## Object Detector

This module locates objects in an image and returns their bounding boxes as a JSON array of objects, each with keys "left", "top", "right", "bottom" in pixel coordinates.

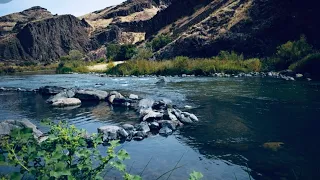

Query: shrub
[
  {"left": 289, "top": 53, "right": 320, "bottom": 77},
  {"left": 150, "top": 34, "right": 172, "bottom": 51},
  {"left": 216, "top": 51, "right": 244, "bottom": 61},
  {"left": 132, "top": 48, "right": 153, "bottom": 60},
  {"left": 107, "top": 44, "right": 137, "bottom": 61},
  {"left": 68, "top": 50, "right": 84, "bottom": 61},
  {"left": 276, "top": 35, "right": 313, "bottom": 66}
]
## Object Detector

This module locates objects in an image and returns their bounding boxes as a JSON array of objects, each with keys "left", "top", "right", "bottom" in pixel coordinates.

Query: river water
[{"left": 0, "top": 74, "right": 320, "bottom": 180}]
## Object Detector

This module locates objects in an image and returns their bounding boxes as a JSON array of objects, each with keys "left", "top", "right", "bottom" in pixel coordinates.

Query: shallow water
[{"left": 1, "top": 74, "right": 320, "bottom": 180}]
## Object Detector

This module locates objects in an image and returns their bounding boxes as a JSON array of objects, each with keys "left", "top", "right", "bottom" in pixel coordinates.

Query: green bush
[
  {"left": 106, "top": 44, "right": 137, "bottom": 61},
  {"left": 216, "top": 51, "right": 244, "bottom": 61},
  {"left": 68, "top": 50, "right": 84, "bottom": 61},
  {"left": 289, "top": 53, "right": 320, "bottom": 77},
  {"left": 276, "top": 35, "right": 313, "bottom": 67},
  {"left": 106, "top": 55, "right": 261, "bottom": 76},
  {"left": 132, "top": 48, "right": 153, "bottom": 60},
  {"left": 150, "top": 35, "right": 172, "bottom": 51}
]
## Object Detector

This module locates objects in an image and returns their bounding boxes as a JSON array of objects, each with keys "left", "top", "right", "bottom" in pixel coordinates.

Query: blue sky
[{"left": 0, "top": 0, "right": 125, "bottom": 17}]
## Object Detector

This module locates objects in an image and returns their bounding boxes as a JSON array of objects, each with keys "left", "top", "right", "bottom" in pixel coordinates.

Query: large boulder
[
  {"left": 52, "top": 98, "right": 81, "bottom": 107},
  {"left": 135, "top": 122, "right": 150, "bottom": 133},
  {"left": 138, "top": 99, "right": 155, "bottom": 110},
  {"left": 141, "top": 109, "right": 163, "bottom": 121},
  {"left": 159, "top": 127, "right": 173, "bottom": 136},
  {"left": 158, "top": 120, "right": 179, "bottom": 130},
  {"left": 75, "top": 89, "right": 109, "bottom": 101},
  {"left": 98, "top": 125, "right": 128, "bottom": 141},
  {"left": 107, "top": 91, "right": 124, "bottom": 104},
  {"left": 39, "top": 86, "right": 66, "bottom": 95},
  {"left": 0, "top": 119, "right": 45, "bottom": 142},
  {"left": 46, "top": 89, "right": 76, "bottom": 104}
]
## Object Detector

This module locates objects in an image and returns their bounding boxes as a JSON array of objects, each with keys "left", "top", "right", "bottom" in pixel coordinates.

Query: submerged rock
[
  {"left": 159, "top": 126, "right": 173, "bottom": 136},
  {"left": 39, "top": 86, "right": 66, "bottom": 95},
  {"left": 75, "top": 89, "right": 109, "bottom": 101},
  {"left": 263, "top": 142, "right": 284, "bottom": 151}
]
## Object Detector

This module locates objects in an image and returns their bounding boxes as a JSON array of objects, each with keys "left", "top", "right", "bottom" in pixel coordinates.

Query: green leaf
[
  {"left": 0, "top": 154, "right": 5, "bottom": 162},
  {"left": 50, "top": 170, "right": 71, "bottom": 178},
  {"left": 95, "top": 175, "right": 104, "bottom": 180},
  {"left": 189, "top": 171, "right": 203, "bottom": 180},
  {"left": 124, "top": 173, "right": 142, "bottom": 180},
  {"left": 10, "top": 172, "right": 21, "bottom": 180},
  {"left": 111, "top": 161, "right": 126, "bottom": 172},
  {"left": 117, "top": 149, "right": 130, "bottom": 161}
]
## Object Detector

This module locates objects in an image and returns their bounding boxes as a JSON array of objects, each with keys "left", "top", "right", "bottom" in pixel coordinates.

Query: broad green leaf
[
  {"left": 189, "top": 171, "right": 203, "bottom": 180},
  {"left": 124, "top": 173, "right": 142, "bottom": 180},
  {"left": 117, "top": 149, "right": 130, "bottom": 161},
  {"left": 50, "top": 169, "right": 71, "bottom": 178}
]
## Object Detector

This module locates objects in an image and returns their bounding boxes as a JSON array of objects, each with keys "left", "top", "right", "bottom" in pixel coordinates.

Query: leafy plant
[
  {"left": 276, "top": 35, "right": 313, "bottom": 67},
  {"left": 107, "top": 44, "right": 137, "bottom": 61},
  {"left": 0, "top": 122, "right": 140, "bottom": 180}
]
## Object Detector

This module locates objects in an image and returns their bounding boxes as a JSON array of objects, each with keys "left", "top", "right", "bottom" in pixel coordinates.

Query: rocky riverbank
[{"left": 0, "top": 85, "right": 199, "bottom": 143}]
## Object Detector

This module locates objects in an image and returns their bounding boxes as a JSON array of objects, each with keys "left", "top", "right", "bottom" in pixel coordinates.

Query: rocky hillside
[{"left": 0, "top": 0, "right": 319, "bottom": 62}]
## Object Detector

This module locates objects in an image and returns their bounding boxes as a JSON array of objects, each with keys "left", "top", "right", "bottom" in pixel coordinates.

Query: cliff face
[
  {"left": 0, "top": 14, "right": 91, "bottom": 62},
  {"left": 0, "top": 0, "right": 319, "bottom": 62},
  {"left": 0, "top": 6, "right": 53, "bottom": 37},
  {"left": 153, "top": 0, "right": 320, "bottom": 58}
]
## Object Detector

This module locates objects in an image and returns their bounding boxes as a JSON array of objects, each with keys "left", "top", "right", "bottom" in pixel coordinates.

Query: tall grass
[
  {"left": 106, "top": 56, "right": 261, "bottom": 76},
  {"left": 0, "top": 62, "right": 58, "bottom": 74}
]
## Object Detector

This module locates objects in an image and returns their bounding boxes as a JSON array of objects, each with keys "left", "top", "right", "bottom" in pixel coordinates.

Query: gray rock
[
  {"left": 138, "top": 99, "right": 155, "bottom": 110},
  {"left": 108, "top": 91, "right": 124, "bottom": 104},
  {"left": 159, "top": 127, "right": 173, "bottom": 136},
  {"left": 122, "top": 124, "right": 134, "bottom": 131},
  {"left": 118, "top": 128, "right": 129, "bottom": 138},
  {"left": 0, "top": 119, "right": 44, "bottom": 141},
  {"left": 167, "top": 109, "right": 178, "bottom": 121},
  {"left": 296, "top": 74, "right": 303, "bottom": 78},
  {"left": 52, "top": 98, "right": 81, "bottom": 107},
  {"left": 133, "top": 131, "right": 147, "bottom": 140},
  {"left": 149, "top": 122, "right": 160, "bottom": 130},
  {"left": 158, "top": 120, "right": 178, "bottom": 130},
  {"left": 75, "top": 89, "right": 109, "bottom": 101},
  {"left": 307, "top": 78, "right": 312, "bottom": 81},
  {"left": 142, "top": 110, "right": 163, "bottom": 121},
  {"left": 129, "top": 94, "right": 139, "bottom": 100},
  {"left": 98, "top": 125, "right": 127, "bottom": 141},
  {"left": 39, "top": 86, "right": 66, "bottom": 95},
  {"left": 47, "top": 89, "right": 76, "bottom": 104},
  {"left": 135, "top": 122, "right": 150, "bottom": 133},
  {"left": 183, "top": 112, "right": 199, "bottom": 122},
  {"left": 156, "top": 76, "right": 167, "bottom": 85}
]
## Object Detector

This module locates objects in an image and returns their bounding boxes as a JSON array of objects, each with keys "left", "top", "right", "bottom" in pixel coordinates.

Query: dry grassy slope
[{"left": 156, "top": 0, "right": 320, "bottom": 59}]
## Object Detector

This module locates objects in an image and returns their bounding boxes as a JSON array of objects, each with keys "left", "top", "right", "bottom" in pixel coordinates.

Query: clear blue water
[{"left": 1, "top": 74, "right": 320, "bottom": 180}]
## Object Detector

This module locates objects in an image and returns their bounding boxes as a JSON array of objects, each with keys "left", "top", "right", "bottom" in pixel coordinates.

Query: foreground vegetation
[
  {"left": 0, "top": 122, "right": 203, "bottom": 180},
  {"left": 106, "top": 54, "right": 261, "bottom": 76}
]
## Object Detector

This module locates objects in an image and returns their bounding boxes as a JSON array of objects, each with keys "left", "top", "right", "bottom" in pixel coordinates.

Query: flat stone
[
  {"left": 75, "top": 89, "right": 109, "bottom": 101},
  {"left": 135, "top": 122, "right": 150, "bottom": 133},
  {"left": 39, "top": 86, "right": 66, "bottom": 95},
  {"left": 52, "top": 98, "right": 81, "bottom": 107},
  {"left": 129, "top": 94, "right": 139, "bottom": 100}
]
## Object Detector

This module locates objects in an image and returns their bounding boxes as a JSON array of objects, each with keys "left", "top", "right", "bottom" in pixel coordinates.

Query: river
[{"left": 1, "top": 74, "right": 320, "bottom": 180}]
